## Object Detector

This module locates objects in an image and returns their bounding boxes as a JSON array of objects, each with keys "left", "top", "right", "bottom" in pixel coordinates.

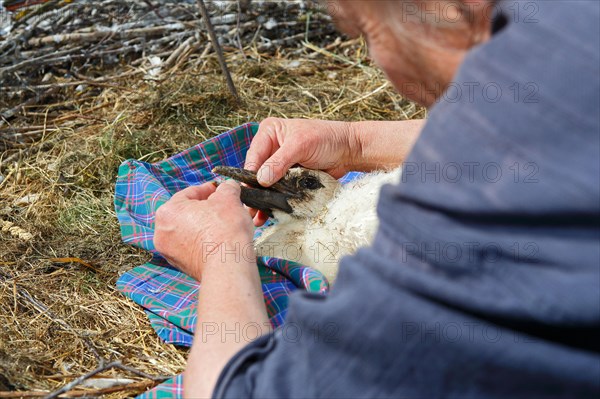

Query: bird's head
[{"left": 213, "top": 166, "right": 341, "bottom": 220}]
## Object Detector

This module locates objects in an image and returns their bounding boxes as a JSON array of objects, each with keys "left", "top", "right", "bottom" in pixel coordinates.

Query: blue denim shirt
[{"left": 213, "top": 1, "right": 600, "bottom": 397}]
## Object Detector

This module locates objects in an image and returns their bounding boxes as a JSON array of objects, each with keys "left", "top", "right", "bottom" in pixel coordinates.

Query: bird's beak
[{"left": 212, "top": 166, "right": 299, "bottom": 217}]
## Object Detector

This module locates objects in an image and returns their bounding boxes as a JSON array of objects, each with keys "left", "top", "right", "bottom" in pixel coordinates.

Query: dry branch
[
  {"left": 0, "top": 0, "right": 337, "bottom": 136},
  {"left": 196, "top": 0, "right": 239, "bottom": 102},
  {"left": 42, "top": 361, "right": 169, "bottom": 399},
  {"left": 0, "top": 380, "right": 155, "bottom": 398},
  {"left": 27, "top": 23, "right": 191, "bottom": 47}
]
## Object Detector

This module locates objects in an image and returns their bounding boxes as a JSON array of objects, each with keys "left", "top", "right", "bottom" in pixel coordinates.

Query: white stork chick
[{"left": 213, "top": 166, "right": 401, "bottom": 282}]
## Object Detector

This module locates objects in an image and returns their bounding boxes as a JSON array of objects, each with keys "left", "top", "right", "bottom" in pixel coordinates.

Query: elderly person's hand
[
  {"left": 153, "top": 180, "right": 254, "bottom": 281},
  {"left": 245, "top": 117, "right": 357, "bottom": 186},
  {"left": 154, "top": 184, "right": 268, "bottom": 399},
  {"left": 245, "top": 117, "right": 424, "bottom": 226}
]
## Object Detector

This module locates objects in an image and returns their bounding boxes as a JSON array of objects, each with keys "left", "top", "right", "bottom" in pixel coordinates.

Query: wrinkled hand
[
  {"left": 246, "top": 117, "right": 357, "bottom": 184},
  {"left": 153, "top": 180, "right": 254, "bottom": 281},
  {"left": 245, "top": 117, "right": 358, "bottom": 226}
]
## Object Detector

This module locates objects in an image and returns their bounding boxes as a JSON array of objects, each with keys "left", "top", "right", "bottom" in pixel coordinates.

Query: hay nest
[{"left": 0, "top": 1, "right": 425, "bottom": 397}]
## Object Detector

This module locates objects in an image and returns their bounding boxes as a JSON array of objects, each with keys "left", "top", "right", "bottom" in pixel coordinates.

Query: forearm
[
  {"left": 184, "top": 252, "right": 270, "bottom": 398},
  {"left": 348, "top": 119, "right": 425, "bottom": 172}
]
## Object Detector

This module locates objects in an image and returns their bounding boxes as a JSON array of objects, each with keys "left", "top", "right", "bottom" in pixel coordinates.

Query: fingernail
[
  {"left": 216, "top": 179, "right": 235, "bottom": 191},
  {"left": 244, "top": 161, "right": 258, "bottom": 171},
  {"left": 257, "top": 167, "right": 272, "bottom": 186}
]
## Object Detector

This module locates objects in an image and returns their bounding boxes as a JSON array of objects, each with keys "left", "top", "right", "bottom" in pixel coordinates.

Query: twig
[
  {"left": 163, "top": 35, "right": 197, "bottom": 70},
  {"left": 1, "top": 46, "right": 83, "bottom": 72},
  {"left": 1, "top": 80, "right": 134, "bottom": 92},
  {"left": 0, "top": 380, "right": 156, "bottom": 398},
  {"left": 0, "top": 87, "right": 60, "bottom": 127},
  {"left": 42, "top": 361, "right": 170, "bottom": 399},
  {"left": 234, "top": 0, "right": 245, "bottom": 54},
  {"left": 0, "top": 11, "right": 43, "bottom": 55},
  {"left": 0, "top": 392, "right": 47, "bottom": 398},
  {"left": 1, "top": 46, "right": 149, "bottom": 78},
  {"left": 142, "top": 0, "right": 164, "bottom": 19},
  {"left": 170, "top": 40, "right": 203, "bottom": 74},
  {"left": 27, "top": 23, "right": 192, "bottom": 47},
  {"left": 12, "top": 0, "right": 61, "bottom": 28},
  {"left": 195, "top": 0, "right": 239, "bottom": 102}
]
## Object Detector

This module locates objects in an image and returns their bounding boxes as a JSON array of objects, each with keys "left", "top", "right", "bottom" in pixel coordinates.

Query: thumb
[{"left": 257, "top": 146, "right": 295, "bottom": 186}]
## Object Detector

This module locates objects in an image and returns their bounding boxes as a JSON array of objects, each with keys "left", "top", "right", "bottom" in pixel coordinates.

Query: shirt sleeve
[
  {"left": 212, "top": 333, "right": 275, "bottom": 399},
  {"left": 212, "top": 291, "right": 329, "bottom": 399}
]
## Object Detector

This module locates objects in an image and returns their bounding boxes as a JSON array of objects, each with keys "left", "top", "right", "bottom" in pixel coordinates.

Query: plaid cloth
[{"left": 114, "top": 122, "right": 361, "bottom": 398}]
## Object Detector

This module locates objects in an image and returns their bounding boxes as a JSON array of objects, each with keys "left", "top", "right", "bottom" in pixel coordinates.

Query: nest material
[
  {"left": 0, "top": 1, "right": 425, "bottom": 397},
  {"left": 0, "top": 0, "right": 337, "bottom": 144}
]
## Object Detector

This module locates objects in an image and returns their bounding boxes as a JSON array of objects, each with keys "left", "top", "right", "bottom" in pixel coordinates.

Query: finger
[
  {"left": 213, "top": 179, "right": 243, "bottom": 205},
  {"left": 245, "top": 204, "right": 258, "bottom": 218},
  {"left": 253, "top": 210, "right": 269, "bottom": 227},
  {"left": 245, "top": 123, "right": 279, "bottom": 172},
  {"left": 257, "top": 145, "right": 295, "bottom": 186},
  {"left": 171, "top": 183, "right": 217, "bottom": 202}
]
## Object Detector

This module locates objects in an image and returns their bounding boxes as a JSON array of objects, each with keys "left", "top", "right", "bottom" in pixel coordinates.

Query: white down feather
[{"left": 255, "top": 168, "right": 401, "bottom": 282}]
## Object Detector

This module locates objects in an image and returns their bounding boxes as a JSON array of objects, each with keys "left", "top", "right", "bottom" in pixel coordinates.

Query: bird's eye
[{"left": 298, "top": 176, "right": 322, "bottom": 190}]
